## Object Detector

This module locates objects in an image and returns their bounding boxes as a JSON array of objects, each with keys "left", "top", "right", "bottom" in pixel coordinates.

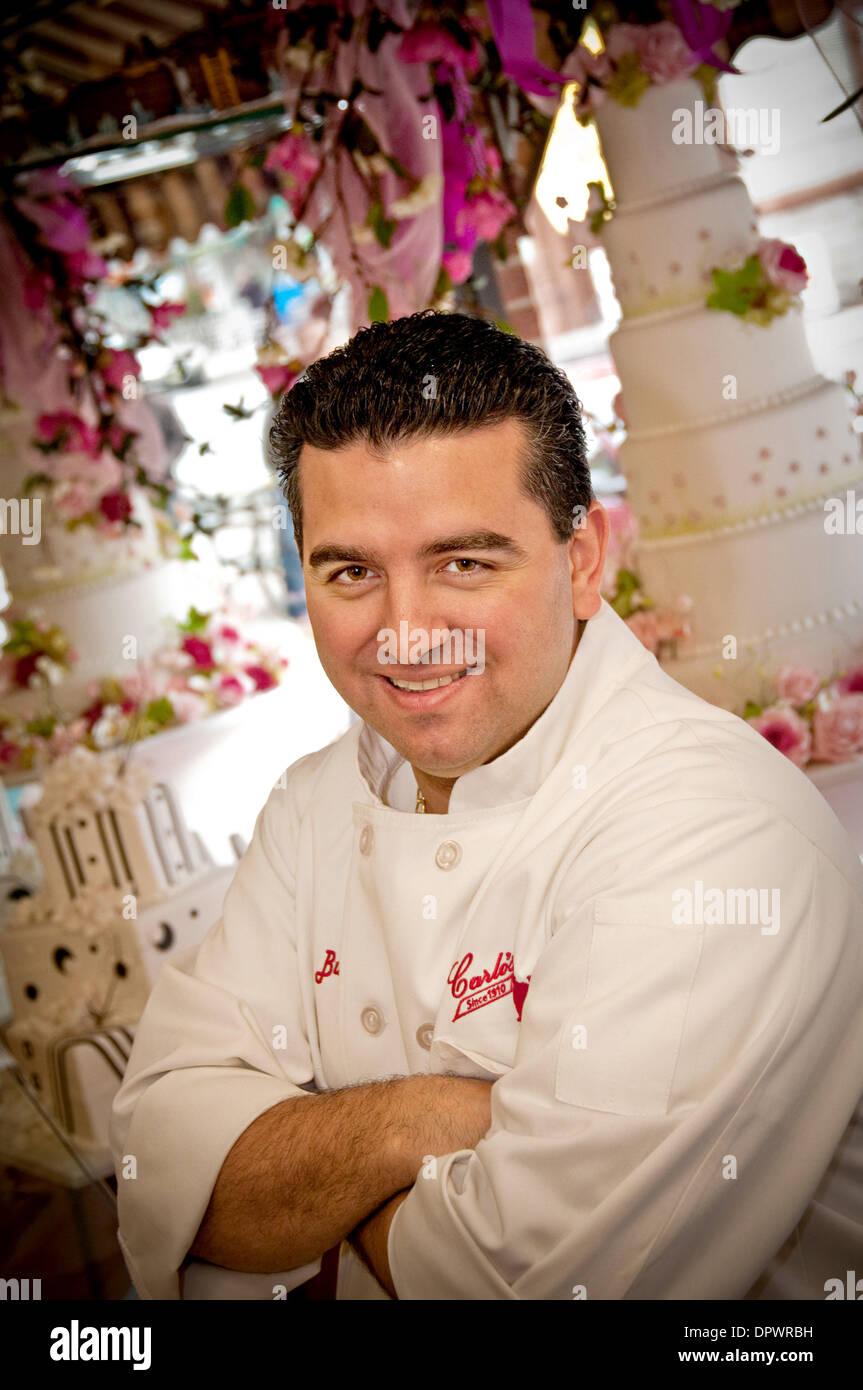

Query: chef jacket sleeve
[
  {"left": 109, "top": 777, "right": 319, "bottom": 1300},
  {"left": 387, "top": 791, "right": 863, "bottom": 1299}
]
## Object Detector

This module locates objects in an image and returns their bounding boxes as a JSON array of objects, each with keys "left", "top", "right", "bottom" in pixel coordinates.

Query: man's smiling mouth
[{"left": 385, "top": 669, "right": 470, "bottom": 692}]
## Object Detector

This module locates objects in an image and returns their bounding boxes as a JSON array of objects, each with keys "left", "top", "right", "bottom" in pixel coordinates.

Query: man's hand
[{"left": 349, "top": 1189, "right": 411, "bottom": 1299}]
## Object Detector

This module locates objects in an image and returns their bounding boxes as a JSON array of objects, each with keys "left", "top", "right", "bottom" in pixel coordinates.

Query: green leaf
[
  {"left": 743, "top": 701, "right": 763, "bottom": 721},
  {"left": 198, "top": 441, "right": 213, "bottom": 455},
  {"left": 176, "top": 536, "right": 197, "bottom": 561},
  {"left": 23, "top": 472, "right": 53, "bottom": 494},
  {"left": 224, "top": 183, "right": 256, "bottom": 229},
  {"left": 382, "top": 151, "right": 417, "bottom": 184},
  {"left": 368, "top": 286, "right": 389, "bottom": 323},
  {"left": 145, "top": 697, "right": 175, "bottom": 726},
  {"left": 24, "top": 716, "right": 57, "bottom": 738},
  {"left": 433, "top": 265, "right": 452, "bottom": 298},
  {"left": 178, "top": 606, "right": 211, "bottom": 634},
  {"left": 366, "top": 200, "right": 396, "bottom": 249},
  {"left": 222, "top": 399, "right": 254, "bottom": 420}
]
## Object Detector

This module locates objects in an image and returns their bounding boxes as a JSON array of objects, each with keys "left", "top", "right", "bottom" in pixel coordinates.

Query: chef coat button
[
  {"left": 361, "top": 1006, "right": 384, "bottom": 1035},
  {"left": 359, "top": 825, "right": 374, "bottom": 856},
  {"left": 434, "top": 840, "right": 461, "bottom": 870},
  {"left": 416, "top": 1024, "right": 434, "bottom": 1050}
]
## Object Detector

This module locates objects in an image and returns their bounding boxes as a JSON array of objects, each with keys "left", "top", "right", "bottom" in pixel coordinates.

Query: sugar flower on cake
[
  {"left": 746, "top": 706, "right": 812, "bottom": 768},
  {"left": 812, "top": 695, "right": 863, "bottom": 764},
  {"left": 0, "top": 619, "right": 77, "bottom": 693},
  {"left": 706, "top": 240, "right": 808, "bottom": 325},
  {"left": 573, "top": 19, "right": 707, "bottom": 120}
]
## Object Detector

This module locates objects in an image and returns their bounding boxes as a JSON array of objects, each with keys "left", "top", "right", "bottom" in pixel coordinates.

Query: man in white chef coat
[{"left": 110, "top": 311, "right": 863, "bottom": 1301}]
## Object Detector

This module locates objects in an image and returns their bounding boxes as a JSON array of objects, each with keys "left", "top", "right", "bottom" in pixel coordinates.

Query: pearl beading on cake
[
  {"left": 635, "top": 475, "right": 863, "bottom": 547},
  {"left": 667, "top": 597, "right": 863, "bottom": 660},
  {"left": 622, "top": 376, "right": 835, "bottom": 443}
]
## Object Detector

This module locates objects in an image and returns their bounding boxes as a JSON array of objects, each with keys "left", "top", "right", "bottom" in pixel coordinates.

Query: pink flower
[
  {"left": 65, "top": 249, "right": 108, "bottom": 282},
  {"left": 244, "top": 664, "right": 277, "bottom": 692},
  {"left": 625, "top": 610, "right": 660, "bottom": 653},
  {"left": 638, "top": 21, "right": 700, "bottom": 84},
  {"left": 149, "top": 302, "right": 186, "bottom": 334},
  {"left": 182, "top": 636, "right": 214, "bottom": 669},
  {"left": 748, "top": 705, "right": 812, "bottom": 767},
  {"left": 397, "top": 25, "right": 481, "bottom": 74},
  {"left": 215, "top": 675, "right": 247, "bottom": 707},
  {"left": 19, "top": 168, "right": 78, "bottom": 199},
  {"left": 54, "top": 481, "right": 98, "bottom": 519},
  {"left": 758, "top": 238, "right": 808, "bottom": 295},
  {"left": 169, "top": 690, "right": 208, "bottom": 724},
  {"left": 457, "top": 188, "right": 515, "bottom": 243},
  {"left": 0, "top": 741, "right": 21, "bottom": 765},
  {"left": 812, "top": 694, "right": 863, "bottom": 763},
  {"left": 774, "top": 665, "right": 820, "bottom": 705},
  {"left": 604, "top": 24, "right": 647, "bottom": 62},
  {"left": 263, "top": 132, "right": 320, "bottom": 212},
  {"left": 482, "top": 144, "right": 502, "bottom": 175},
  {"left": 218, "top": 625, "right": 241, "bottom": 644},
  {"left": 99, "top": 348, "right": 141, "bottom": 393},
  {"left": 254, "top": 363, "right": 301, "bottom": 396},
  {"left": 14, "top": 197, "right": 90, "bottom": 254},
  {"left": 442, "top": 248, "right": 474, "bottom": 284},
  {"left": 48, "top": 719, "right": 87, "bottom": 756},
  {"left": 36, "top": 411, "right": 101, "bottom": 456},
  {"left": 99, "top": 491, "right": 133, "bottom": 524},
  {"left": 834, "top": 665, "right": 863, "bottom": 696}
]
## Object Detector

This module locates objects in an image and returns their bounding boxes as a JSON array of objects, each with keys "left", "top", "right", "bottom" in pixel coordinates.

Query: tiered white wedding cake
[
  {"left": 0, "top": 747, "right": 235, "bottom": 1155},
  {"left": 593, "top": 77, "right": 863, "bottom": 712}
]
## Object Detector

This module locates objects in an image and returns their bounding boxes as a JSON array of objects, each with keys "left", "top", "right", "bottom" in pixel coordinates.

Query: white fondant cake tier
[
  {"left": 0, "top": 914, "right": 149, "bottom": 1026},
  {"left": 593, "top": 78, "right": 738, "bottom": 205},
  {"left": 1, "top": 556, "right": 222, "bottom": 719},
  {"left": 635, "top": 487, "right": 863, "bottom": 649},
  {"left": 603, "top": 174, "right": 759, "bottom": 318},
  {"left": 621, "top": 379, "right": 860, "bottom": 535},
  {"left": 610, "top": 303, "right": 816, "bottom": 432},
  {"left": 655, "top": 608, "right": 863, "bottom": 723},
  {"left": 0, "top": 486, "right": 164, "bottom": 602}
]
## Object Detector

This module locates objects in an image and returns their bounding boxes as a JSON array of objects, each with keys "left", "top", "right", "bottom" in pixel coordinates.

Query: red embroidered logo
[
  {"left": 315, "top": 949, "right": 340, "bottom": 983},
  {"left": 448, "top": 951, "right": 514, "bottom": 1021},
  {"left": 512, "top": 976, "right": 531, "bottom": 1022}
]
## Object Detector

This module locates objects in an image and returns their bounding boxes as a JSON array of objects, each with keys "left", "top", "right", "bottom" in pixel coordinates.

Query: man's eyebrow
[{"left": 307, "top": 532, "right": 529, "bottom": 570}]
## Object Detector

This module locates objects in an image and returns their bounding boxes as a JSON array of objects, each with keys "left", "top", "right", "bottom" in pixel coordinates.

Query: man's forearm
[{"left": 189, "top": 1073, "right": 492, "bottom": 1273}]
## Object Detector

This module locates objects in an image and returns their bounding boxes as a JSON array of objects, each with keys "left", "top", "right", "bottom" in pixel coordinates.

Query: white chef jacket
[{"left": 109, "top": 598, "right": 863, "bottom": 1300}]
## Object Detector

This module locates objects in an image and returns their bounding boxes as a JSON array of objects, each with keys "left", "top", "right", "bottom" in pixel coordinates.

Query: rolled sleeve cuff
[
  {"left": 115, "top": 1067, "right": 313, "bottom": 1300},
  {"left": 387, "top": 1149, "right": 517, "bottom": 1300}
]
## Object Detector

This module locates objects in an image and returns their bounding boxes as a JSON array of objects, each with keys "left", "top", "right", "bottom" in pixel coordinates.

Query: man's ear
[{"left": 570, "top": 501, "right": 609, "bottom": 620}]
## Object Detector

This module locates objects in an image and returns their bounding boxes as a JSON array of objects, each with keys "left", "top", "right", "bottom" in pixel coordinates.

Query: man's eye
[
  {"left": 445, "top": 558, "right": 486, "bottom": 575},
  {"left": 331, "top": 566, "right": 371, "bottom": 583}
]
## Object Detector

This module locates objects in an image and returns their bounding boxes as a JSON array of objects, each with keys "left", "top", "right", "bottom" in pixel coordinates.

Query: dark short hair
[{"left": 268, "top": 309, "right": 593, "bottom": 556}]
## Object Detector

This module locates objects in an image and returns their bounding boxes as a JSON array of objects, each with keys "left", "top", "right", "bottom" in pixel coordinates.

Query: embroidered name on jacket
[
  {"left": 448, "top": 950, "right": 514, "bottom": 1021},
  {"left": 315, "top": 949, "right": 340, "bottom": 983}
]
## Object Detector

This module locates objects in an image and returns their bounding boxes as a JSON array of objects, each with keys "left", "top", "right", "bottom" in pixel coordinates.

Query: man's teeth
[{"left": 388, "top": 670, "right": 468, "bottom": 692}]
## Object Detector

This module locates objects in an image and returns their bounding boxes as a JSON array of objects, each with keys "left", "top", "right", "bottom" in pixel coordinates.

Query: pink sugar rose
[
  {"left": 834, "top": 665, "right": 863, "bottom": 696},
  {"left": 638, "top": 21, "right": 700, "bottom": 84},
  {"left": 215, "top": 675, "right": 247, "bottom": 707},
  {"left": 244, "top": 664, "right": 277, "bottom": 692},
  {"left": 182, "top": 636, "right": 215, "bottom": 669},
  {"left": 169, "top": 690, "right": 208, "bottom": 724},
  {"left": 442, "top": 248, "right": 474, "bottom": 284},
  {"left": 218, "top": 625, "right": 241, "bottom": 644},
  {"left": 36, "top": 411, "right": 101, "bottom": 456},
  {"left": 811, "top": 694, "right": 863, "bottom": 763},
  {"left": 748, "top": 705, "right": 812, "bottom": 767},
  {"left": 254, "top": 363, "right": 301, "bottom": 396},
  {"left": 149, "top": 302, "right": 185, "bottom": 334},
  {"left": 456, "top": 188, "right": 515, "bottom": 243},
  {"left": 758, "top": 238, "right": 808, "bottom": 295},
  {"left": 54, "top": 481, "right": 98, "bottom": 519},
  {"left": 774, "top": 665, "right": 820, "bottom": 705},
  {"left": 625, "top": 609, "right": 660, "bottom": 654},
  {"left": 99, "top": 348, "right": 141, "bottom": 393},
  {"left": 604, "top": 24, "right": 647, "bottom": 62},
  {"left": 0, "top": 740, "right": 22, "bottom": 765},
  {"left": 65, "top": 249, "right": 108, "bottom": 282},
  {"left": 98, "top": 490, "right": 133, "bottom": 524}
]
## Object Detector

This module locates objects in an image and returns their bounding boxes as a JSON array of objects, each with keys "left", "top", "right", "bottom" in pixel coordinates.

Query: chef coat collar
[{"left": 356, "top": 598, "right": 655, "bottom": 813}]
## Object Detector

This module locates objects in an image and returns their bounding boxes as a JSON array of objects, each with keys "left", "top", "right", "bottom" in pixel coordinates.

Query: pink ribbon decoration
[
  {"left": 485, "top": 0, "right": 571, "bottom": 97},
  {"left": 670, "top": 0, "right": 740, "bottom": 75}
]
